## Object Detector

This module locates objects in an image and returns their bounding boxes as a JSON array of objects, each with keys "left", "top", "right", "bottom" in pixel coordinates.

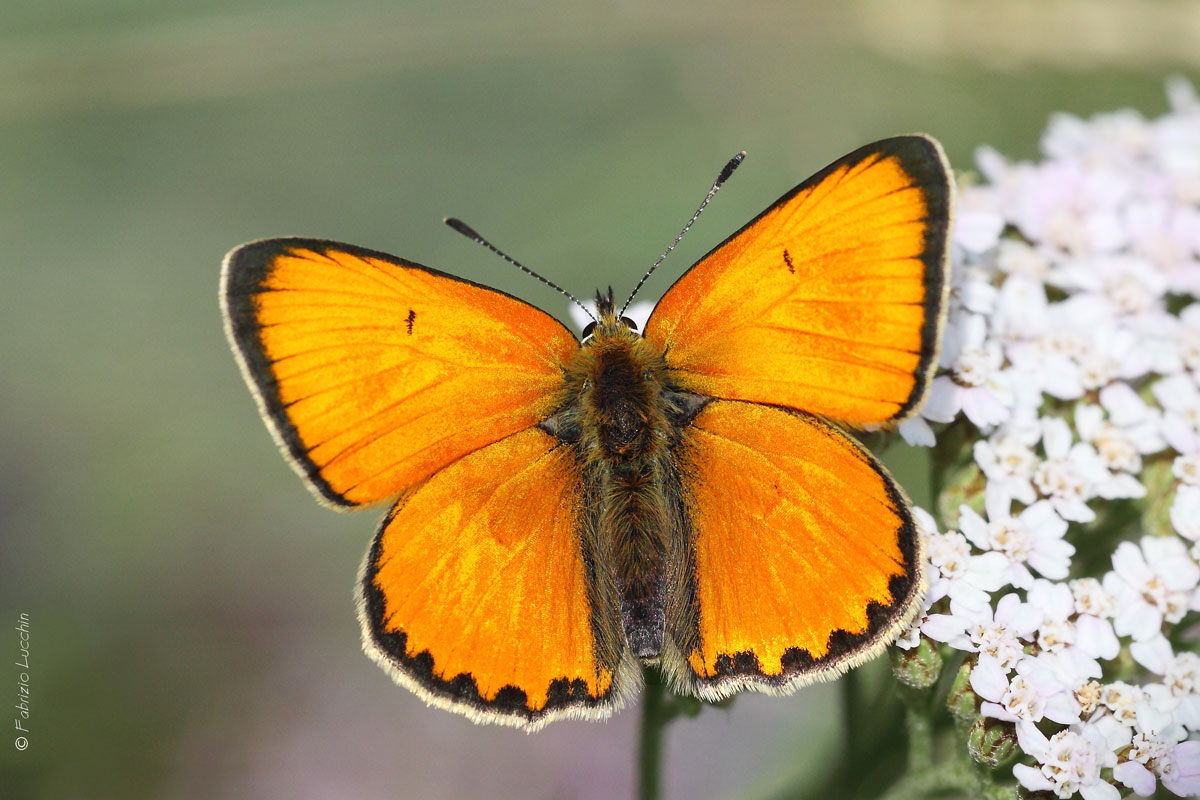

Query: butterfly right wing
[
  {"left": 359, "top": 426, "right": 637, "bottom": 730},
  {"left": 644, "top": 136, "right": 952, "bottom": 426}
]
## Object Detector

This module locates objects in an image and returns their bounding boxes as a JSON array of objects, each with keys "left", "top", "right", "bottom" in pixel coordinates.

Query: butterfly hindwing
[
  {"left": 663, "top": 400, "right": 924, "bottom": 699},
  {"left": 644, "top": 136, "right": 952, "bottom": 426},
  {"left": 359, "top": 426, "right": 637, "bottom": 729},
  {"left": 221, "top": 238, "right": 578, "bottom": 507}
]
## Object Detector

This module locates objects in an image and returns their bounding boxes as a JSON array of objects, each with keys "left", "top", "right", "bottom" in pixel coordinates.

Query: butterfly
[{"left": 220, "top": 135, "right": 953, "bottom": 730}]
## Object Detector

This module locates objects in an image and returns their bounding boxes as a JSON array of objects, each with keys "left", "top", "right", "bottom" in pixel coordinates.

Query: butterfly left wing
[
  {"left": 221, "top": 238, "right": 577, "bottom": 507},
  {"left": 360, "top": 426, "right": 636, "bottom": 730},
  {"left": 662, "top": 400, "right": 923, "bottom": 699},
  {"left": 644, "top": 136, "right": 952, "bottom": 426}
]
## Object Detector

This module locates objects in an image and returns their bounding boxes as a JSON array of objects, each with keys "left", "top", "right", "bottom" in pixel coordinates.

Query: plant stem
[
  {"left": 905, "top": 705, "right": 933, "bottom": 773},
  {"left": 875, "top": 760, "right": 978, "bottom": 800},
  {"left": 841, "top": 669, "right": 861, "bottom": 788},
  {"left": 638, "top": 668, "right": 668, "bottom": 800}
]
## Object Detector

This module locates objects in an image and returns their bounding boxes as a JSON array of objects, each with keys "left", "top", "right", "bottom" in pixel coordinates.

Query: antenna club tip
[
  {"left": 444, "top": 217, "right": 479, "bottom": 239},
  {"left": 717, "top": 152, "right": 746, "bottom": 185}
]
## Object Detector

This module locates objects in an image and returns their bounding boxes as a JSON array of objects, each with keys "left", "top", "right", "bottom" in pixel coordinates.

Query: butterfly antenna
[
  {"left": 444, "top": 217, "right": 596, "bottom": 323},
  {"left": 619, "top": 151, "right": 746, "bottom": 316}
]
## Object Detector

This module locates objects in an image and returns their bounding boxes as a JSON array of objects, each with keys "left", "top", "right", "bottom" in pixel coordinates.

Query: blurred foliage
[{"left": 0, "top": 1, "right": 1196, "bottom": 798}]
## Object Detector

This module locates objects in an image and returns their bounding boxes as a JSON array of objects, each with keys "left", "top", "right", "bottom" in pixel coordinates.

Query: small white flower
[
  {"left": 923, "top": 592, "right": 1041, "bottom": 669},
  {"left": 1013, "top": 719, "right": 1122, "bottom": 800},
  {"left": 973, "top": 652, "right": 1080, "bottom": 725},
  {"left": 1034, "top": 417, "right": 1112, "bottom": 522},
  {"left": 958, "top": 486, "right": 1074, "bottom": 588},
  {"left": 975, "top": 428, "right": 1040, "bottom": 504},
  {"left": 1113, "top": 703, "right": 1197, "bottom": 798},
  {"left": 1069, "top": 577, "right": 1115, "bottom": 619},
  {"left": 1008, "top": 317, "right": 1087, "bottom": 401},
  {"left": 1127, "top": 633, "right": 1200, "bottom": 730},
  {"left": 1075, "top": 383, "right": 1166, "bottom": 476},
  {"left": 921, "top": 527, "right": 1009, "bottom": 617},
  {"left": 949, "top": 314, "right": 1014, "bottom": 429},
  {"left": 1160, "top": 740, "right": 1200, "bottom": 797},
  {"left": 1102, "top": 681, "right": 1148, "bottom": 726},
  {"left": 1104, "top": 536, "right": 1200, "bottom": 640}
]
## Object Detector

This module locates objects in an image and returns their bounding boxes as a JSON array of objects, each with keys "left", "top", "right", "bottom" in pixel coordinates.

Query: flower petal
[
  {"left": 970, "top": 654, "right": 1009, "bottom": 701},
  {"left": 1115, "top": 760, "right": 1157, "bottom": 796}
]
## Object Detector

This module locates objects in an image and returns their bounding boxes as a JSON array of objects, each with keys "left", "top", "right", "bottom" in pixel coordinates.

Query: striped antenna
[
  {"left": 444, "top": 217, "right": 596, "bottom": 323},
  {"left": 619, "top": 151, "right": 746, "bottom": 316}
]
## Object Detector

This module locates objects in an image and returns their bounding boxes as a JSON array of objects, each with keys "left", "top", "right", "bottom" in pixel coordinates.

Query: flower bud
[
  {"left": 890, "top": 638, "right": 943, "bottom": 689},
  {"left": 946, "top": 661, "right": 978, "bottom": 721},
  {"left": 967, "top": 717, "right": 1018, "bottom": 768}
]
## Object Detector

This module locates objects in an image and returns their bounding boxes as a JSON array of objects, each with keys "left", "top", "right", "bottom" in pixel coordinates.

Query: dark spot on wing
[{"left": 406, "top": 309, "right": 416, "bottom": 335}]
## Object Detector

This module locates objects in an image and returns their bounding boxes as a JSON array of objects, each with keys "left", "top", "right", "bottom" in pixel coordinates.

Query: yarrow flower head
[{"left": 894, "top": 78, "right": 1200, "bottom": 799}]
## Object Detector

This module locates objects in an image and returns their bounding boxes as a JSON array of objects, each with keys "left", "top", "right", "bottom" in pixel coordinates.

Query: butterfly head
[{"left": 582, "top": 288, "right": 640, "bottom": 342}]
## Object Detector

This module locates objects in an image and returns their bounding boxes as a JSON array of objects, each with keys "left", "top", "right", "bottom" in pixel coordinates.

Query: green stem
[
  {"left": 875, "top": 760, "right": 977, "bottom": 800},
  {"left": 905, "top": 705, "right": 933, "bottom": 773},
  {"left": 638, "top": 668, "right": 668, "bottom": 800},
  {"left": 841, "top": 670, "right": 861, "bottom": 787}
]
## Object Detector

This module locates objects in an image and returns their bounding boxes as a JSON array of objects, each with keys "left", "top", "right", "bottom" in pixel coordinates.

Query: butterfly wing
[
  {"left": 221, "top": 238, "right": 577, "bottom": 507},
  {"left": 663, "top": 400, "right": 922, "bottom": 698},
  {"left": 644, "top": 136, "right": 952, "bottom": 425},
  {"left": 360, "top": 426, "right": 635, "bottom": 729}
]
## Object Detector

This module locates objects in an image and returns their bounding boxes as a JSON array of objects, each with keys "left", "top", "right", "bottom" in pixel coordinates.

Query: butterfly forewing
[
  {"left": 644, "top": 135, "right": 952, "bottom": 426},
  {"left": 221, "top": 238, "right": 578, "bottom": 507}
]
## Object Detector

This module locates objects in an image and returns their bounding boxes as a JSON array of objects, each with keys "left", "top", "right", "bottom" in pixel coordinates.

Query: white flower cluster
[{"left": 898, "top": 78, "right": 1200, "bottom": 799}]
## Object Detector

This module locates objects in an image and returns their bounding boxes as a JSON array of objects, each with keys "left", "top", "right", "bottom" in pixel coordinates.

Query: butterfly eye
[
  {"left": 620, "top": 316, "right": 639, "bottom": 331},
  {"left": 582, "top": 321, "right": 597, "bottom": 338}
]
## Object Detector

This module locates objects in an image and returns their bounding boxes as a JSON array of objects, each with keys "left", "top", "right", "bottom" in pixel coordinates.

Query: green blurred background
[{"left": 1, "top": 1, "right": 1196, "bottom": 797}]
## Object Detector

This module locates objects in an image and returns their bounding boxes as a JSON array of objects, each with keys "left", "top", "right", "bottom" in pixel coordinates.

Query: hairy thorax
[{"left": 569, "top": 330, "right": 669, "bottom": 465}]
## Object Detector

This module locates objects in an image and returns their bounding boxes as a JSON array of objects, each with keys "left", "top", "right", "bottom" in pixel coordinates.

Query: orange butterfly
[{"left": 220, "top": 136, "right": 953, "bottom": 730}]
